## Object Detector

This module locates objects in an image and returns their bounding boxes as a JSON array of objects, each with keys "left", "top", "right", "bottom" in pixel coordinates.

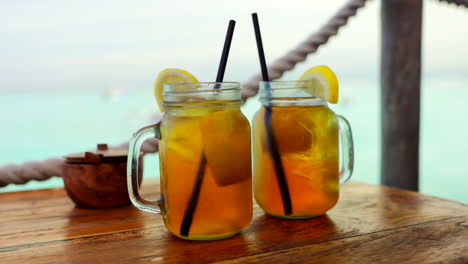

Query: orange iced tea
[
  {"left": 159, "top": 104, "right": 252, "bottom": 240},
  {"left": 253, "top": 104, "right": 339, "bottom": 218}
]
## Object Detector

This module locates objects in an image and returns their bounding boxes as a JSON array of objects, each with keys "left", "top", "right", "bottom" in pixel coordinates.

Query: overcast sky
[{"left": 0, "top": 0, "right": 467, "bottom": 91}]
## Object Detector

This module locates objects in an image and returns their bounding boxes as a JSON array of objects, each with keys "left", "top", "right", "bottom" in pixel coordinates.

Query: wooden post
[{"left": 381, "top": 0, "right": 423, "bottom": 191}]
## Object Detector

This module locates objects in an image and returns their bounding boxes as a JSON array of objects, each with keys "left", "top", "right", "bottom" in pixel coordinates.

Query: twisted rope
[
  {"left": 241, "top": 0, "right": 369, "bottom": 100},
  {"left": 0, "top": 158, "right": 63, "bottom": 187},
  {"left": 0, "top": 139, "right": 159, "bottom": 187},
  {"left": 437, "top": 0, "right": 468, "bottom": 7}
]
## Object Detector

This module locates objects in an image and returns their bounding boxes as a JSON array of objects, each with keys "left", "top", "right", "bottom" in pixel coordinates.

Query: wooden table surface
[{"left": 1, "top": 179, "right": 467, "bottom": 264}]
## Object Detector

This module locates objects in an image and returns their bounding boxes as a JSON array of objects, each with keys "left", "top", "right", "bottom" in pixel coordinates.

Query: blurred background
[{"left": 0, "top": 0, "right": 467, "bottom": 203}]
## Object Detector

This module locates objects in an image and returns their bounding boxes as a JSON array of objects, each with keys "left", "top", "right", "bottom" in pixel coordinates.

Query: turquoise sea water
[{"left": 1, "top": 78, "right": 467, "bottom": 204}]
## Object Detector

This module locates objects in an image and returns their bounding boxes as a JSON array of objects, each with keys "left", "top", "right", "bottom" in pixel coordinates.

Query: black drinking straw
[
  {"left": 179, "top": 20, "right": 236, "bottom": 237},
  {"left": 252, "top": 13, "right": 293, "bottom": 215},
  {"left": 216, "top": 20, "right": 236, "bottom": 86}
]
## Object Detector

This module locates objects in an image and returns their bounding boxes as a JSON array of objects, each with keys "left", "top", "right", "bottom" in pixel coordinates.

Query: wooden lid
[{"left": 64, "top": 144, "right": 128, "bottom": 164}]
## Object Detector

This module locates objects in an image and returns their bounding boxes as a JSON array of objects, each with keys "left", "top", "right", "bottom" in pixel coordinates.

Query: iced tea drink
[
  {"left": 252, "top": 81, "right": 353, "bottom": 218},
  {"left": 128, "top": 82, "right": 252, "bottom": 240}
]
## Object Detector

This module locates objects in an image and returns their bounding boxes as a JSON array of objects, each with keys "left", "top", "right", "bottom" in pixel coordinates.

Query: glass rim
[
  {"left": 165, "top": 81, "right": 239, "bottom": 85},
  {"left": 163, "top": 81, "right": 239, "bottom": 87},
  {"left": 163, "top": 82, "right": 240, "bottom": 95},
  {"left": 259, "top": 80, "right": 315, "bottom": 90},
  {"left": 258, "top": 80, "right": 328, "bottom": 103}
]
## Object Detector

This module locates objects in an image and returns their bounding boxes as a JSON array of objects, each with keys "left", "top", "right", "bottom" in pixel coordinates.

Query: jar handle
[
  {"left": 127, "top": 123, "right": 162, "bottom": 214},
  {"left": 337, "top": 115, "right": 354, "bottom": 185}
]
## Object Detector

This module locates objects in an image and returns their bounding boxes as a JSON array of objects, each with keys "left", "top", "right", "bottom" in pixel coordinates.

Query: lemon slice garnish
[
  {"left": 153, "top": 68, "right": 198, "bottom": 111},
  {"left": 298, "top": 65, "right": 339, "bottom": 104}
]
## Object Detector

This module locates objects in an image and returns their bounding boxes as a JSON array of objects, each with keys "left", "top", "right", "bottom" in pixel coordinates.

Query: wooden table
[{"left": 1, "top": 180, "right": 467, "bottom": 264}]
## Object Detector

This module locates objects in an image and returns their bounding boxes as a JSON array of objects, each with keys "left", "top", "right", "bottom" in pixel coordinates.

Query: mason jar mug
[
  {"left": 252, "top": 81, "right": 354, "bottom": 219},
  {"left": 127, "top": 82, "right": 252, "bottom": 240}
]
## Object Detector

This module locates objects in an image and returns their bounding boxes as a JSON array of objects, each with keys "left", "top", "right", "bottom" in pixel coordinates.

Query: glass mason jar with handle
[
  {"left": 127, "top": 82, "right": 252, "bottom": 240},
  {"left": 252, "top": 81, "right": 354, "bottom": 219}
]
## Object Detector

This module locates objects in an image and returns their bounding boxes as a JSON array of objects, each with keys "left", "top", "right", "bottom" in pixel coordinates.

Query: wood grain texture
[
  {"left": 1, "top": 180, "right": 467, "bottom": 264},
  {"left": 220, "top": 217, "right": 468, "bottom": 264},
  {"left": 381, "top": 0, "right": 423, "bottom": 191}
]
